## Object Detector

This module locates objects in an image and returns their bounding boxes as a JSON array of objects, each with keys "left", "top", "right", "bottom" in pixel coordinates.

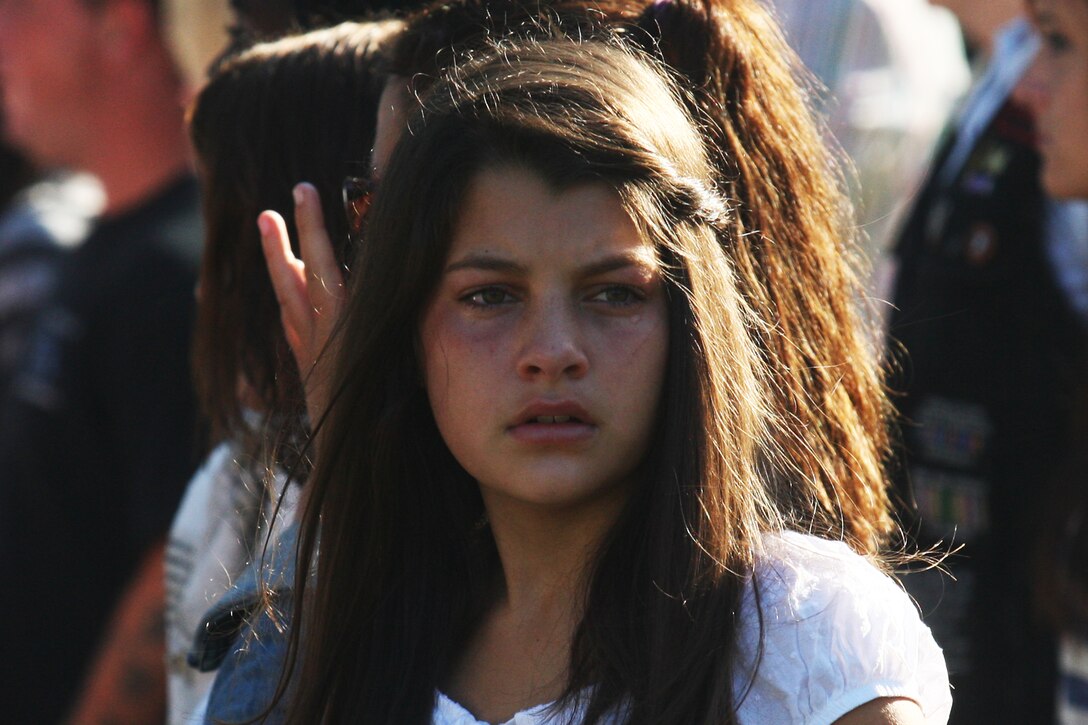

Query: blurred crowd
[{"left": 0, "top": 0, "right": 1083, "bottom": 723}]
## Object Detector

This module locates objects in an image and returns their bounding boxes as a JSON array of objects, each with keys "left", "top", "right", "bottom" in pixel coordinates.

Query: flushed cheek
[
  {"left": 420, "top": 310, "right": 510, "bottom": 421},
  {"left": 590, "top": 312, "right": 667, "bottom": 370},
  {"left": 424, "top": 311, "right": 512, "bottom": 379},
  {"left": 1042, "top": 81, "right": 1088, "bottom": 197},
  {"left": 592, "top": 315, "right": 668, "bottom": 430}
]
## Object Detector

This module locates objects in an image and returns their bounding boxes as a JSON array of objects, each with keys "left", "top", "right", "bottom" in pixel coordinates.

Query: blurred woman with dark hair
[{"left": 162, "top": 19, "right": 400, "bottom": 722}]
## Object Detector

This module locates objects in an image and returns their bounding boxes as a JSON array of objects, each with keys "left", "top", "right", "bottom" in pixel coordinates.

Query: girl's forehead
[{"left": 444, "top": 165, "right": 656, "bottom": 268}]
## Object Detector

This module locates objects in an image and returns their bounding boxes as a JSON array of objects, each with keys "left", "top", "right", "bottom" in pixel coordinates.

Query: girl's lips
[
  {"left": 507, "top": 399, "right": 596, "bottom": 444},
  {"left": 506, "top": 420, "right": 597, "bottom": 445},
  {"left": 511, "top": 399, "right": 594, "bottom": 426}
]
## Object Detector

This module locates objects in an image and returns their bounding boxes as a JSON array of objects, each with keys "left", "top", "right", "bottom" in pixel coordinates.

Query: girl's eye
[
  {"left": 1044, "top": 30, "right": 1070, "bottom": 54},
  {"left": 464, "top": 287, "right": 515, "bottom": 307},
  {"left": 588, "top": 286, "right": 643, "bottom": 305}
]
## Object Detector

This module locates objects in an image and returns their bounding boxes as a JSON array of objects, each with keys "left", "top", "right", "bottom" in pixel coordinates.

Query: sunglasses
[{"left": 342, "top": 175, "right": 377, "bottom": 239}]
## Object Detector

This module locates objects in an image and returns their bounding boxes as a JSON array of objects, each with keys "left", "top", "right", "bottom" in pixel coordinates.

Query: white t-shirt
[{"left": 433, "top": 532, "right": 951, "bottom": 725}]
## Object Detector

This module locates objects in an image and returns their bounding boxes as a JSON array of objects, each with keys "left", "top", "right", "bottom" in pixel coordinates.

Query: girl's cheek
[
  {"left": 425, "top": 303, "right": 515, "bottom": 362},
  {"left": 450, "top": 311, "right": 515, "bottom": 348},
  {"left": 586, "top": 304, "right": 667, "bottom": 350}
]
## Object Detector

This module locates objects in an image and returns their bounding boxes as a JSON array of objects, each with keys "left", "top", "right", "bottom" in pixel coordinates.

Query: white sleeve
[{"left": 734, "top": 533, "right": 952, "bottom": 725}]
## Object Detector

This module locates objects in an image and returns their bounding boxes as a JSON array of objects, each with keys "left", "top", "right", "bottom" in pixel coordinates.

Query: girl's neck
[
  {"left": 443, "top": 487, "right": 627, "bottom": 723},
  {"left": 483, "top": 486, "right": 627, "bottom": 614}
]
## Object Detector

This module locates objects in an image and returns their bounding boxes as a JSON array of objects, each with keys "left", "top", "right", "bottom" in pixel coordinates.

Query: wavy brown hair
[
  {"left": 279, "top": 36, "right": 814, "bottom": 724},
  {"left": 188, "top": 19, "right": 399, "bottom": 449},
  {"left": 622, "top": 0, "right": 893, "bottom": 554},
  {"left": 385, "top": 0, "right": 893, "bottom": 556}
]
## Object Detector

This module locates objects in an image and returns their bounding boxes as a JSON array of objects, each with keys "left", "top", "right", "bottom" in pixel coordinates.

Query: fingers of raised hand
[
  {"left": 293, "top": 182, "right": 345, "bottom": 318},
  {"left": 259, "top": 209, "right": 315, "bottom": 364},
  {"left": 259, "top": 209, "right": 309, "bottom": 315}
]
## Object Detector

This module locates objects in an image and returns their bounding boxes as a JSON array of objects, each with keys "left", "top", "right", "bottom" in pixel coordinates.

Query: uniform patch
[
  {"left": 910, "top": 465, "right": 989, "bottom": 541},
  {"left": 915, "top": 396, "right": 992, "bottom": 467},
  {"left": 964, "top": 222, "right": 998, "bottom": 264}
]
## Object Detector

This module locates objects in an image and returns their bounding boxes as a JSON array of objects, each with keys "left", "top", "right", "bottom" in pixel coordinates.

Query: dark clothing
[
  {"left": 889, "top": 91, "right": 1085, "bottom": 724},
  {"left": 0, "top": 173, "right": 100, "bottom": 395},
  {"left": 0, "top": 175, "right": 203, "bottom": 722},
  {"left": 0, "top": 226, "right": 61, "bottom": 393}
]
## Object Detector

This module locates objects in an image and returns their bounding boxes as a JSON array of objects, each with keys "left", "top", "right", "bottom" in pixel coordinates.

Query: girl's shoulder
[
  {"left": 750, "top": 531, "right": 902, "bottom": 620},
  {"left": 733, "top": 531, "right": 952, "bottom": 725}
]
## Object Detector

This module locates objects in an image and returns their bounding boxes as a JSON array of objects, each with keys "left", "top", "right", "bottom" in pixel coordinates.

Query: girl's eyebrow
[
  {"left": 580, "top": 250, "right": 659, "bottom": 277},
  {"left": 444, "top": 254, "right": 527, "bottom": 275},
  {"left": 1034, "top": 8, "right": 1058, "bottom": 27},
  {"left": 444, "top": 250, "right": 658, "bottom": 276}
]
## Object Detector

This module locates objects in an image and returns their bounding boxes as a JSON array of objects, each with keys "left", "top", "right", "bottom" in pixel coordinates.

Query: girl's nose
[
  {"left": 1012, "top": 55, "right": 1050, "bottom": 117},
  {"left": 516, "top": 302, "right": 589, "bottom": 382}
]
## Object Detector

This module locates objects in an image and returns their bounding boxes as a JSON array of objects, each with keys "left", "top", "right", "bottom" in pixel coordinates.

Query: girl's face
[
  {"left": 1021, "top": 0, "right": 1088, "bottom": 198},
  {"left": 420, "top": 165, "right": 668, "bottom": 516}
]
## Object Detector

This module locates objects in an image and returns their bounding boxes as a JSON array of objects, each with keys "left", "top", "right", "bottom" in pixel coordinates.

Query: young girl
[
  {"left": 267, "top": 0, "right": 896, "bottom": 565},
  {"left": 239, "top": 36, "right": 950, "bottom": 724}
]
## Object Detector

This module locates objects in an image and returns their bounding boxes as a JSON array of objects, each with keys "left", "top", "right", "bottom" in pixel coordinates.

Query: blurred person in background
[
  {"left": 65, "top": 3, "right": 396, "bottom": 722},
  {"left": 164, "top": 19, "right": 398, "bottom": 722},
  {"left": 0, "top": 0, "right": 203, "bottom": 720},
  {"left": 59, "top": 1, "right": 235, "bottom": 719},
  {"left": 1017, "top": 1, "right": 1088, "bottom": 721},
  {"left": 886, "top": 1, "right": 1088, "bottom": 722}
]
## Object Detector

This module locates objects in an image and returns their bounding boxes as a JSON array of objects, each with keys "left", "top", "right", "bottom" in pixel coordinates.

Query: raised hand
[{"left": 258, "top": 182, "right": 344, "bottom": 427}]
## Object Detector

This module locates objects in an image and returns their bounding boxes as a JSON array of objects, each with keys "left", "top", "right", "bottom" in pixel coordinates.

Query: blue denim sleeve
[
  {"left": 199, "top": 523, "right": 298, "bottom": 724},
  {"left": 203, "top": 600, "right": 293, "bottom": 724}
]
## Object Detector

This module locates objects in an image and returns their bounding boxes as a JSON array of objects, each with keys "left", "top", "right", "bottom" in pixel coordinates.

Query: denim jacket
[{"left": 192, "top": 523, "right": 297, "bottom": 724}]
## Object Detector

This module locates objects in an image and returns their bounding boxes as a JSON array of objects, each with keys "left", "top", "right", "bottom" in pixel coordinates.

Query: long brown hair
[
  {"left": 188, "top": 20, "right": 399, "bottom": 449},
  {"left": 624, "top": 0, "right": 893, "bottom": 554},
  {"left": 286, "top": 37, "right": 786, "bottom": 723},
  {"left": 386, "top": 0, "right": 893, "bottom": 556}
]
